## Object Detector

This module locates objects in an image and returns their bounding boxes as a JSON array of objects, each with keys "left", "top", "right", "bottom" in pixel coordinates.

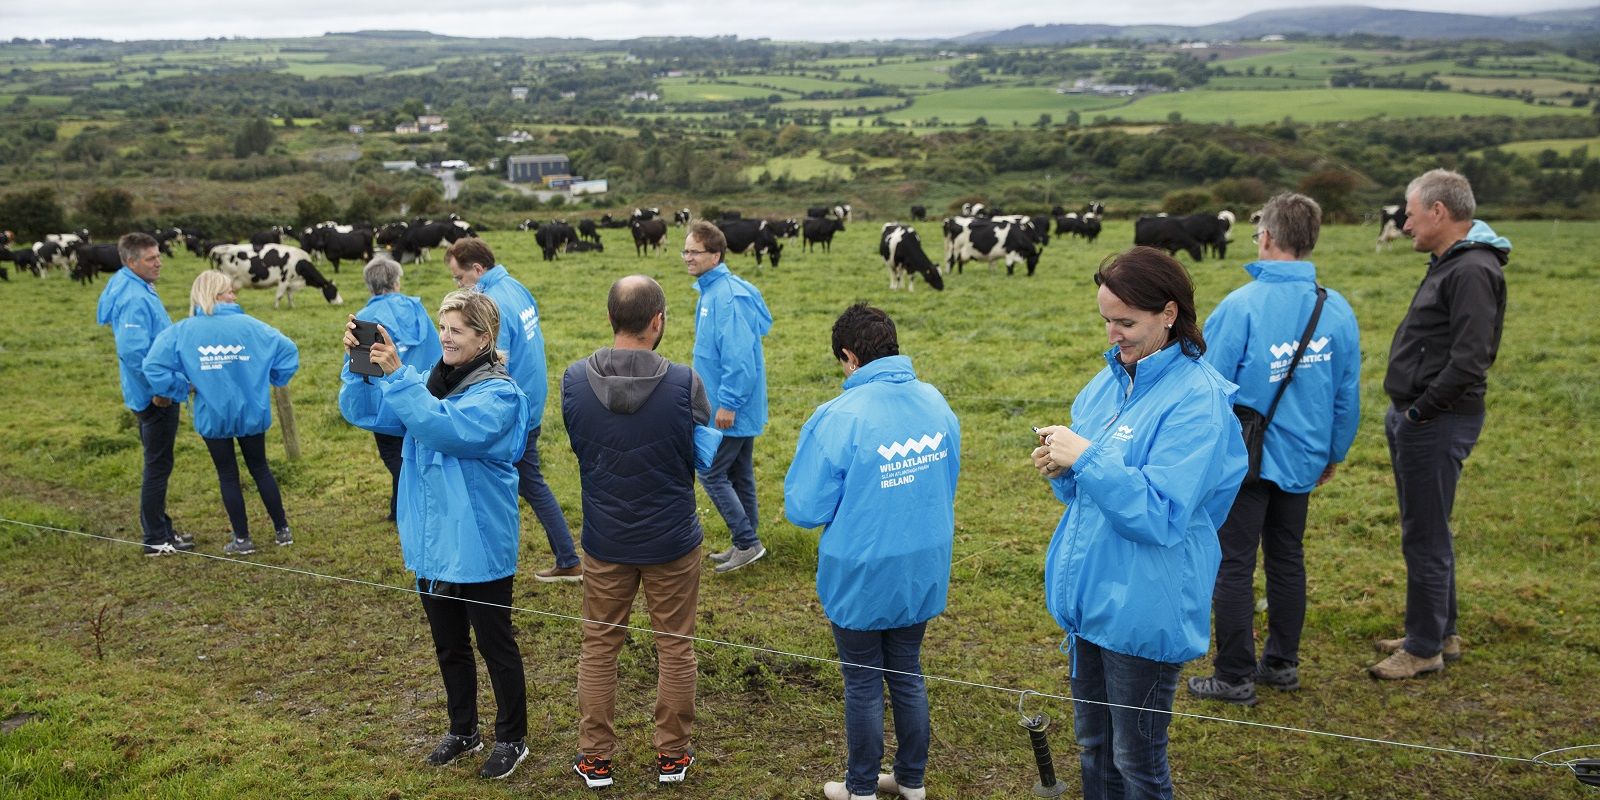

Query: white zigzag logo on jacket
[
  {"left": 877, "top": 432, "right": 944, "bottom": 461},
  {"left": 196, "top": 344, "right": 245, "bottom": 357},
  {"left": 1268, "top": 337, "right": 1330, "bottom": 360}
]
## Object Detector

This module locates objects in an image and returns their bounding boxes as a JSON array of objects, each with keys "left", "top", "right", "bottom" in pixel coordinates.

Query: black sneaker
[
  {"left": 274, "top": 527, "right": 293, "bottom": 547},
  {"left": 658, "top": 750, "right": 695, "bottom": 783},
  {"left": 1254, "top": 659, "right": 1301, "bottom": 691},
  {"left": 424, "top": 729, "right": 482, "bottom": 766},
  {"left": 171, "top": 532, "right": 196, "bottom": 551},
  {"left": 574, "top": 753, "right": 614, "bottom": 789},
  {"left": 478, "top": 740, "right": 528, "bottom": 779},
  {"left": 1185, "top": 674, "right": 1258, "bottom": 706},
  {"left": 222, "top": 537, "right": 257, "bottom": 556}
]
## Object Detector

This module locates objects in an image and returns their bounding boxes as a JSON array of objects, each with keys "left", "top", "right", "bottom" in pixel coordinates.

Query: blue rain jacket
[
  {"left": 353, "top": 292, "right": 442, "bottom": 376},
  {"left": 1202, "top": 260, "right": 1361, "bottom": 494},
  {"left": 692, "top": 264, "right": 773, "bottom": 438},
  {"left": 338, "top": 361, "right": 531, "bottom": 584},
  {"left": 96, "top": 267, "right": 178, "bottom": 411},
  {"left": 475, "top": 264, "right": 549, "bottom": 426},
  {"left": 1043, "top": 344, "right": 1246, "bottom": 666},
  {"left": 142, "top": 304, "right": 299, "bottom": 439},
  {"left": 784, "top": 355, "right": 961, "bottom": 631}
]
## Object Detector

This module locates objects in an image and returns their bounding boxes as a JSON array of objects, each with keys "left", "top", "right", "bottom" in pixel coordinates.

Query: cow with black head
[
  {"left": 673, "top": 209, "right": 691, "bottom": 226},
  {"left": 1134, "top": 216, "right": 1205, "bottom": 262},
  {"left": 716, "top": 218, "right": 782, "bottom": 268},
  {"left": 910, "top": 205, "right": 927, "bottom": 222},
  {"left": 629, "top": 217, "right": 667, "bottom": 257},
  {"left": 880, "top": 223, "right": 944, "bottom": 292},
  {"left": 211, "top": 243, "right": 344, "bottom": 308},
  {"left": 537, "top": 220, "right": 578, "bottom": 261},
  {"left": 802, "top": 216, "right": 845, "bottom": 253},
  {"left": 943, "top": 217, "right": 1040, "bottom": 276},
  {"left": 577, "top": 219, "right": 601, "bottom": 244}
]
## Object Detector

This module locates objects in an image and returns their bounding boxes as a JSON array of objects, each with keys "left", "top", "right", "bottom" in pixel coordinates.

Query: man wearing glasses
[{"left": 682, "top": 220, "right": 773, "bottom": 574}]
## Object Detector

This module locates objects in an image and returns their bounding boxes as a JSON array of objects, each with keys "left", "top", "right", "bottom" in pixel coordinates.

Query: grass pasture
[
  {"left": 1113, "top": 87, "right": 1591, "bottom": 124},
  {"left": 721, "top": 74, "right": 859, "bottom": 94},
  {"left": 884, "top": 86, "right": 1126, "bottom": 126},
  {"left": 657, "top": 78, "right": 794, "bottom": 103},
  {"left": 1478, "top": 135, "right": 1600, "bottom": 158},
  {"left": 1, "top": 219, "right": 1597, "bottom": 799}
]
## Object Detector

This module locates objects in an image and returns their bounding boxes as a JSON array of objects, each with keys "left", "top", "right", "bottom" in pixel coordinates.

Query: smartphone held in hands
[{"left": 349, "top": 319, "right": 386, "bottom": 377}]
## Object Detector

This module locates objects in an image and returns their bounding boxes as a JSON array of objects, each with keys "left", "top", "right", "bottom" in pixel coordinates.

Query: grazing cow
[
  {"left": 577, "top": 218, "right": 601, "bottom": 244},
  {"left": 629, "top": 217, "right": 667, "bottom": 257},
  {"left": 72, "top": 243, "right": 125, "bottom": 284},
  {"left": 564, "top": 240, "right": 604, "bottom": 253},
  {"left": 537, "top": 221, "right": 578, "bottom": 261},
  {"left": 880, "top": 223, "right": 944, "bottom": 292},
  {"left": 960, "top": 202, "right": 988, "bottom": 219},
  {"left": 250, "top": 225, "right": 292, "bottom": 248},
  {"left": 12, "top": 245, "right": 40, "bottom": 278},
  {"left": 448, "top": 216, "right": 478, "bottom": 239},
  {"left": 910, "top": 205, "right": 927, "bottom": 222},
  {"left": 211, "top": 243, "right": 344, "bottom": 308},
  {"left": 376, "top": 220, "right": 457, "bottom": 264},
  {"left": 1050, "top": 205, "right": 1067, "bottom": 218},
  {"left": 833, "top": 204, "right": 853, "bottom": 222},
  {"left": 313, "top": 228, "right": 374, "bottom": 273},
  {"left": 993, "top": 214, "right": 1049, "bottom": 249},
  {"left": 802, "top": 216, "right": 845, "bottom": 253},
  {"left": 716, "top": 218, "right": 783, "bottom": 268},
  {"left": 766, "top": 218, "right": 799, "bottom": 238},
  {"left": 35, "top": 240, "right": 79, "bottom": 275},
  {"left": 517, "top": 218, "right": 542, "bottom": 231},
  {"left": 150, "top": 227, "right": 183, "bottom": 256},
  {"left": 806, "top": 206, "right": 828, "bottom": 219},
  {"left": 943, "top": 217, "right": 1041, "bottom": 276},
  {"left": 1079, "top": 212, "right": 1103, "bottom": 243},
  {"left": 673, "top": 209, "right": 691, "bottom": 226},
  {"left": 597, "top": 214, "right": 629, "bottom": 229},
  {"left": 1176, "top": 211, "right": 1234, "bottom": 259},
  {"left": 631, "top": 207, "right": 661, "bottom": 221},
  {"left": 1134, "top": 216, "right": 1205, "bottom": 262},
  {"left": 1377, "top": 204, "right": 1408, "bottom": 251}
]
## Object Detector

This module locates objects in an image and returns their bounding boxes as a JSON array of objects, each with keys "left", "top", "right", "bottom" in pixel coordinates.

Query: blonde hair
[
  {"left": 438, "top": 289, "right": 505, "bottom": 363},
  {"left": 190, "top": 270, "right": 235, "bottom": 316}
]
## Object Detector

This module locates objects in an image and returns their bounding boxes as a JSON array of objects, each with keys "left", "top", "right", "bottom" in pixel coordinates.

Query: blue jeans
[
  {"left": 517, "top": 425, "right": 578, "bottom": 569},
  {"left": 697, "top": 435, "right": 759, "bottom": 549},
  {"left": 135, "top": 402, "right": 180, "bottom": 546},
  {"left": 831, "top": 622, "right": 930, "bottom": 796},
  {"left": 1070, "top": 638, "right": 1181, "bottom": 800},
  {"left": 1386, "top": 406, "right": 1483, "bottom": 658}
]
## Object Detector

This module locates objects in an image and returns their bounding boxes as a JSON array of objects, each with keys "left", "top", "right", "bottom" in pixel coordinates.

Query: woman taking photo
[
  {"left": 1032, "top": 247, "right": 1246, "bottom": 800},
  {"left": 338, "top": 290, "right": 533, "bottom": 781},
  {"left": 143, "top": 270, "right": 299, "bottom": 556}
]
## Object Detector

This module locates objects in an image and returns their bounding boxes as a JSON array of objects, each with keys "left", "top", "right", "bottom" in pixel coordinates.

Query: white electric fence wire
[{"left": 3, "top": 516, "right": 1586, "bottom": 775}]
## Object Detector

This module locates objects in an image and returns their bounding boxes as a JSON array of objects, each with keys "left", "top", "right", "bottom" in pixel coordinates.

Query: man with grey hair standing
[
  {"left": 96, "top": 231, "right": 194, "bottom": 557},
  {"left": 1371, "top": 169, "right": 1509, "bottom": 680},
  {"left": 1188, "top": 192, "right": 1361, "bottom": 705}
]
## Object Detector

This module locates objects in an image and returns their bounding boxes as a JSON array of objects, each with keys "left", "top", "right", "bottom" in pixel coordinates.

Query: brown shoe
[
  {"left": 534, "top": 564, "right": 582, "bottom": 583},
  {"left": 1375, "top": 634, "right": 1461, "bottom": 662},
  {"left": 1369, "top": 648, "right": 1444, "bottom": 680}
]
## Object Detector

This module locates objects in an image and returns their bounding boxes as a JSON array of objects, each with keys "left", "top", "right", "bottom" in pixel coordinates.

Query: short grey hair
[
  {"left": 1407, "top": 169, "right": 1475, "bottom": 222},
  {"left": 1257, "top": 192, "right": 1321, "bottom": 259},
  {"left": 363, "top": 256, "right": 403, "bottom": 295},
  {"left": 117, "top": 232, "right": 158, "bottom": 267}
]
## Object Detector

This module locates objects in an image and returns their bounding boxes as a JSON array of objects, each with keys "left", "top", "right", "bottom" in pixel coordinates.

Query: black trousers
[
  {"left": 1210, "top": 479, "right": 1310, "bottom": 683},
  {"left": 373, "top": 432, "right": 404, "bottom": 520},
  {"left": 418, "top": 575, "right": 527, "bottom": 742},
  {"left": 203, "top": 433, "right": 287, "bottom": 540}
]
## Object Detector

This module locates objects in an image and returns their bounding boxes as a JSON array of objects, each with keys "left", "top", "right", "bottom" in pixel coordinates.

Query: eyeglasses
[
  {"left": 680, "top": 249, "right": 709, "bottom": 258},
  {"left": 1251, "top": 229, "right": 1265, "bottom": 243}
]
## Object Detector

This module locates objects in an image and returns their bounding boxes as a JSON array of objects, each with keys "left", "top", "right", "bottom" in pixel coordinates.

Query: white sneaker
[
  {"left": 823, "top": 780, "right": 877, "bottom": 800},
  {"left": 878, "top": 773, "right": 926, "bottom": 799}
]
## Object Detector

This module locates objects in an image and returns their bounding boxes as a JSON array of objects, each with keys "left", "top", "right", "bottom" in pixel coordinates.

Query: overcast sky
[{"left": 1, "top": 0, "right": 1589, "bottom": 43}]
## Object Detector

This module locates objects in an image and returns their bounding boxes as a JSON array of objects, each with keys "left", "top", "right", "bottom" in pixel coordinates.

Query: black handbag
[{"left": 1235, "top": 286, "right": 1327, "bottom": 483}]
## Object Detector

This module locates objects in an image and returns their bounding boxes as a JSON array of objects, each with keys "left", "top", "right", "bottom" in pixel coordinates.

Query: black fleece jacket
[{"left": 1383, "top": 238, "right": 1509, "bottom": 419}]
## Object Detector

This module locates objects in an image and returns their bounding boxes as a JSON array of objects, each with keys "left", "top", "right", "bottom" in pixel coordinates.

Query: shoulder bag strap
[{"left": 1262, "top": 286, "right": 1327, "bottom": 428}]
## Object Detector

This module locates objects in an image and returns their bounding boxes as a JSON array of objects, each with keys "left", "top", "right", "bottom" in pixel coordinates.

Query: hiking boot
[
  {"left": 1185, "top": 674, "right": 1258, "bottom": 706},
  {"left": 1376, "top": 634, "right": 1461, "bottom": 662},
  {"left": 879, "top": 773, "right": 927, "bottom": 800},
  {"left": 274, "top": 527, "right": 293, "bottom": 547},
  {"left": 424, "top": 729, "right": 482, "bottom": 766},
  {"left": 1253, "top": 659, "right": 1301, "bottom": 691},
  {"left": 713, "top": 544, "right": 766, "bottom": 574},
  {"left": 477, "top": 740, "right": 528, "bottom": 779},
  {"left": 658, "top": 750, "right": 695, "bottom": 783},
  {"left": 823, "top": 781, "right": 878, "bottom": 800},
  {"left": 1369, "top": 648, "right": 1444, "bottom": 680},
  {"left": 535, "top": 563, "right": 583, "bottom": 583},
  {"left": 222, "top": 537, "right": 257, "bottom": 556},
  {"left": 574, "top": 753, "right": 614, "bottom": 789},
  {"left": 708, "top": 545, "right": 737, "bottom": 563}
]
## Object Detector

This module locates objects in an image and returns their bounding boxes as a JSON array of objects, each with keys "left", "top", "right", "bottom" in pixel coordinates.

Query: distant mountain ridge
[{"left": 957, "top": 4, "right": 1600, "bottom": 44}]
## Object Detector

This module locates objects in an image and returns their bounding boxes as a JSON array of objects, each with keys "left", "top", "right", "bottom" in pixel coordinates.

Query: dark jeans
[
  {"left": 203, "top": 434, "right": 288, "bottom": 539},
  {"left": 1210, "top": 479, "right": 1310, "bottom": 682},
  {"left": 517, "top": 426, "right": 578, "bottom": 569},
  {"left": 418, "top": 575, "right": 527, "bottom": 743},
  {"left": 1071, "top": 638, "right": 1181, "bottom": 800},
  {"left": 1385, "top": 406, "right": 1484, "bottom": 659},
  {"left": 135, "top": 402, "right": 180, "bottom": 546},
  {"left": 831, "top": 622, "right": 930, "bottom": 796},
  {"left": 374, "top": 432, "right": 404, "bottom": 521},
  {"left": 697, "top": 435, "right": 759, "bottom": 549}
]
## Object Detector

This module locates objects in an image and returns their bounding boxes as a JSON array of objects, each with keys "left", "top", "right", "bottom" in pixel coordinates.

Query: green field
[
  {"left": 882, "top": 86, "right": 1125, "bottom": 126},
  {"left": 1211, "top": 44, "right": 1404, "bottom": 80},
  {"left": 1477, "top": 135, "right": 1600, "bottom": 157},
  {"left": 721, "top": 74, "right": 858, "bottom": 94},
  {"left": 1438, "top": 75, "right": 1598, "bottom": 98},
  {"left": 2, "top": 220, "right": 1597, "bottom": 798},
  {"left": 773, "top": 96, "right": 905, "bottom": 112},
  {"left": 658, "top": 78, "right": 795, "bottom": 103},
  {"left": 1112, "top": 87, "right": 1591, "bottom": 124},
  {"left": 278, "top": 61, "right": 388, "bottom": 79},
  {"left": 835, "top": 58, "right": 965, "bottom": 87}
]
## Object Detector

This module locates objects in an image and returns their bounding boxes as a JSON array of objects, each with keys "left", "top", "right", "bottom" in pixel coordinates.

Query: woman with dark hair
[{"left": 1031, "top": 247, "right": 1247, "bottom": 799}]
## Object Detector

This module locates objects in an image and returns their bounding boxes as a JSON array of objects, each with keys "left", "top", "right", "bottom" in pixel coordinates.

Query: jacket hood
[
  {"left": 842, "top": 354, "right": 916, "bottom": 390},
  {"left": 1439, "top": 220, "right": 1511, "bottom": 265},
  {"left": 584, "top": 347, "right": 669, "bottom": 414},
  {"left": 364, "top": 293, "right": 435, "bottom": 347},
  {"left": 1242, "top": 259, "right": 1316, "bottom": 283}
]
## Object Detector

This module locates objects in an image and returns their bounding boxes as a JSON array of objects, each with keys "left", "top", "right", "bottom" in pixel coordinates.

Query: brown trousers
[{"left": 577, "top": 546, "right": 701, "bottom": 759}]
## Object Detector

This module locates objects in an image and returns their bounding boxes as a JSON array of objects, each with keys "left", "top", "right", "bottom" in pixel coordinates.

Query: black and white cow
[
  {"left": 377, "top": 220, "right": 457, "bottom": 264},
  {"left": 673, "top": 209, "right": 691, "bottom": 226},
  {"left": 577, "top": 218, "right": 601, "bottom": 244},
  {"left": 34, "top": 240, "right": 79, "bottom": 275},
  {"left": 943, "top": 217, "right": 1040, "bottom": 276},
  {"left": 716, "top": 218, "right": 782, "bottom": 268},
  {"left": 538, "top": 221, "right": 579, "bottom": 261},
  {"left": 631, "top": 207, "right": 661, "bottom": 221},
  {"left": 910, "top": 205, "right": 927, "bottom": 222},
  {"left": 73, "top": 243, "right": 125, "bottom": 284},
  {"left": 880, "top": 224, "right": 944, "bottom": 292},
  {"left": 564, "top": 240, "right": 604, "bottom": 254},
  {"left": 517, "top": 218, "right": 542, "bottom": 232},
  {"left": 11, "top": 245, "right": 40, "bottom": 278},
  {"left": 250, "top": 225, "right": 292, "bottom": 249},
  {"left": 150, "top": 227, "right": 183, "bottom": 256},
  {"left": 992, "top": 214, "right": 1049, "bottom": 249},
  {"left": 211, "top": 243, "right": 344, "bottom": 308},
  {"left": 629, "top": 217, "right": 667, "bottom": 257},
  {"left": 597, "top": 214, "right": 629, "bottom": 229},
  {"left": 313, "top": 227, "right": 374, "bottom": 273},
  {"left": 802, "top": 216, "right": 845, "bottom": 253},
  {"left": 766, "top": 218, "right": 799, "bottom": 239},
  {"left": 1176, "top": 211, "right": 1234, "bottom": 259},
  {"left": 1134, "top": 217, "right": 1205, "bottom": 262},
  {"left": 1377, "top": 204, "right": 1408, "bottom": 251},
  {"left": 833, "top": 204, "right": 852, "bottom": 222}
]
